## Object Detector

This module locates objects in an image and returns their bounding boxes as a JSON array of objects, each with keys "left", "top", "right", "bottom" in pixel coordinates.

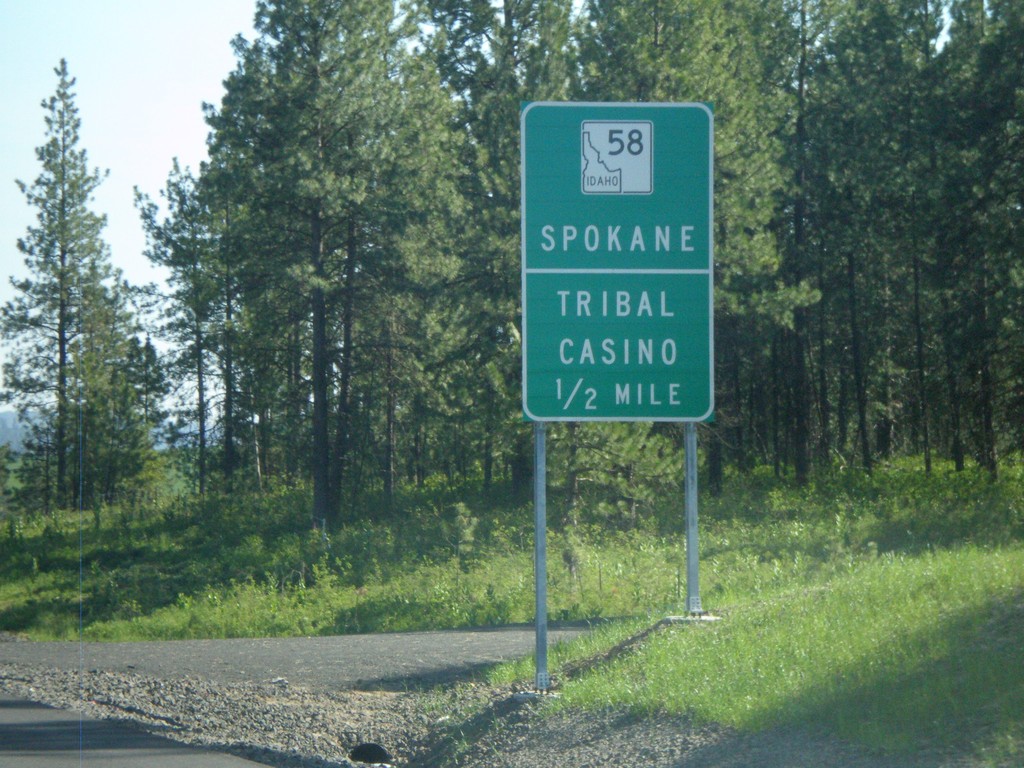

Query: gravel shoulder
[{"left": 0, "top": 630, "right": 988, "bottom": 767}]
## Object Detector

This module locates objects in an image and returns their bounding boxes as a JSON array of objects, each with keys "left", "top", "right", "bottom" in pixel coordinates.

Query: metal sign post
[
  {"left": 685, "top": 422, "right": 702, "bottom": 613},
  {"left": 533, "top": 421, "right": 550, "bottom": 691}
]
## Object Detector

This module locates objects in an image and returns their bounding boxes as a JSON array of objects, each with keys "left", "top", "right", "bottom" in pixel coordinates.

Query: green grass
[
  {"left": 554, "top": 545, "right": 1023, "bottom": 757},
  {"left": 490, "top": 459, "right": 1024, "bottom": 763},
  {"left": 81, "top": 551, "right": 537, "bottom": 640},
  {"left": 489, "top": 462, "right": 1024, "bottom": 763}
]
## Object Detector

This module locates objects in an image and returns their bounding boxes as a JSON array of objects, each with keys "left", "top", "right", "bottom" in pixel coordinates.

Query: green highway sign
[{"left": 521, "top": 102, "right": 714, "bottom": 421}]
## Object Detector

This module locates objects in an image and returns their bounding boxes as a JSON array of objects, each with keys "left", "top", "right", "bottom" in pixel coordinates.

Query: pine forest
[{"left": 2, "top": 0, "right": 1023, "bottom": 526}]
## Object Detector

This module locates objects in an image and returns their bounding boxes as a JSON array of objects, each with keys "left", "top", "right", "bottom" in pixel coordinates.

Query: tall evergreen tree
[
  {"left": 427, "top": 0, "right": 575, "bottom": 495},
  {"left": 2, "top": 60, "right": 107, "bottom": 509},
  {"left": 932, "top": 0, "right": 1024, "bottom": 476},
  {"left": 137, "top": 162, "right": 218, "bottom": 494},
  {"left": 575, "top": 0, "right": 794, "bottom": 489},
  {"left": 205, "top": 0, "right": 467, "bottom": 522},
  {"left": 2, "top": 60, "right": 155, "bottom": 511},
  {"left": 207, "top": 0, "right": 405, "bottom": 522}
]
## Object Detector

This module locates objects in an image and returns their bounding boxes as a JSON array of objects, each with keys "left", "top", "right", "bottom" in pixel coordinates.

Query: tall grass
[
  {"left": 2, "top": 459, "right": 1021, "bottom": 646},
  {"left": 557, "top": 546, "right": 1023, "bottom": 752}
]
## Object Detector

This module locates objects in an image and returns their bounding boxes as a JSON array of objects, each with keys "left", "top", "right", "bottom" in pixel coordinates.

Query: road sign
[{"left": 521, "top": 102, "right": 714, "bottom": 421}]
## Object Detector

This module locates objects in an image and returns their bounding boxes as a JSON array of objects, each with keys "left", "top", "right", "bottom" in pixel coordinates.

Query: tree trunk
[
  {"left": 940, "top": 296, "right": 965, "bottom": 471},
  {"left": 384, "top": 322, "right": 397, "bottom": 509},
  {"left": 817, "top": 261, "right": 831, "bottom": 465},
  {"left": 331, "top": 217, "right": 357, "bottom": 520},
  {"left": 912, "top": 252, "right": 931, "bottom": 473},
  {"left": 837, "top": 346, "right": 849, "bottom": 457},
  {"left": 847, "top": 249, "right": 871, "bottom": 473},
  {"left": 196, "top": 330, "right": 207, "bottom": 496},
  {"left": 483, "top": 406, "right": 494, "bottom": 491},
  {"left": 791, "top": 317, "right": 811, "bottom": 485},
  {"left": 57, "top": 262, "right": 69, "bottom": 510},
  {"left": 789, "top": 0, "right": 811, "bottom": 485},
  {"left": 311, "top": 209, "right": 331, "bottom": 527},
  {"left": 565, "top": 422, "right": 579, "bottom": 508},
  {"left": 771, "top": 335, "right": 782, "bottom": 478},
  {"left": 222, "top": 213, "right": 238, "bottom": 487},
  {"left": 977, "top": 273, "right": 997, "bottom": 480},
  {"left": 979, "top": 353, "right": 997, "bottom": 480},
  {"left": 708, "top": 427, "right": 723, "bottom": 497}
]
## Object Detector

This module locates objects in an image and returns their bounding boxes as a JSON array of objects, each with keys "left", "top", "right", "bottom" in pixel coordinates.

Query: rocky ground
[
  {"left": 1, "top": 660, "right": 444, "bottom": 767},
  {"left": 0, "top": 631, "right": 985, "bottom": 767}
]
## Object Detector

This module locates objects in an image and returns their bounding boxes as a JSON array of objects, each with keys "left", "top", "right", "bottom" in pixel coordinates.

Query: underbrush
[{"left": 0, "top": 459, "right": 1020, "bottom": 646}]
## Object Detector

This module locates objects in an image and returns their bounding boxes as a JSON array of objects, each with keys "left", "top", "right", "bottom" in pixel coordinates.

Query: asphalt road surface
[
  {"left": 0, "top": 693, "right": 272, "bottom": 768},
  {"left": 0, "top": 623, "right": 589, "bottom": 691}
]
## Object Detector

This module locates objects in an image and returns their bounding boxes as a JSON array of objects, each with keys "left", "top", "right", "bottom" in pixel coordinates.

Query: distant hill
[{"left": 0, "top": 411, "right": 24, "bottom": 451}]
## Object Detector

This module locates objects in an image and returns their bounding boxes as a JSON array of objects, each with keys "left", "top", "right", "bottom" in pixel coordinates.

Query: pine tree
[
  {"left": 137, "top": 162, "right": 217, "bottom": 494},
  {"left": 2, "top": 60, "right": 155, "bottom": 511},
  {"left": 575, "top": 0, "right": 794, "bottom": 488},
  {"left": 205, "top": 0, "right": 468, "bottom": 521},
  {"left": 932, "top": 0, "right": 1024, "bottom": 476},
  {"left": 2, "top": 60, "right": 107, "bottom": 510},
  {"left": 427, "top": 0, "right": 575, "bottom": 496}
]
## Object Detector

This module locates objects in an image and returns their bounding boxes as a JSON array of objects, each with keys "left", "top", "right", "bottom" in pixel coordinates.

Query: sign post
[
  {"left": 685, "top": 421, "right": 701, "bottom": 613},
  {"left": 533, "top": 422, "right": 549, "bottom": 691},
  {"left": 522, "top": 102, "right": 714, "bottom": 689}
]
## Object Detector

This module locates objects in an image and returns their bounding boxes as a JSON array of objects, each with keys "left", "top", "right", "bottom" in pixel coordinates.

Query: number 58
[{"left": 608, "top": 128, "right": 645, "bottom": 156}]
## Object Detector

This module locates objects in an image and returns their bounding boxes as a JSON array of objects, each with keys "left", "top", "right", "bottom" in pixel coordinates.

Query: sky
[{"left": 0, "top": 0, "right": 258, "bottom": 321}]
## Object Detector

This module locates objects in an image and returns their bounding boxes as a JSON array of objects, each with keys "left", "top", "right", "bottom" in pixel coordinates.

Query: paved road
[
  {"left": 1, "top": 694, "right": 269, "bottom": 767},
  {"left": 0, "top": 625, "right": 590, "bottom": 767},
  {"left": 0, "top": 623, "right": 588, "bottom": 690}
]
